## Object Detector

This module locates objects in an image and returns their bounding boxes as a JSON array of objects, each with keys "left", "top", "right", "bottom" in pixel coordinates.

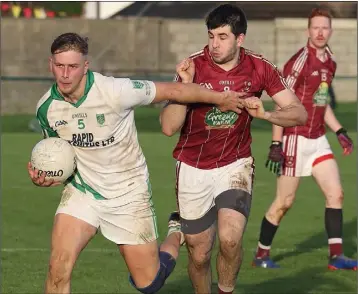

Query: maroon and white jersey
[
  {"left": 172, "top": 46, "right": 288, "bottom": 170},
  {"left": 283, "top": 44, "right": 336, "bottom": 139}
]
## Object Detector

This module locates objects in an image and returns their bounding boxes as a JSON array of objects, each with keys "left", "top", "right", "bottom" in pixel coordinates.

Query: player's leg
[
  {"left": 253, "top": 175, "right": 300, "bottom": 260},
  {"left": 253, "top": 135, "right": 303, "bottom": 267},
  {"left": 214, "top": 157, "right": 254, "bottom": 294},
  {"left": 46, "top": 186, "right": 99, "bottom": 293},
  {"left": 119, "top": 236, "right": 182, "bottom": 293},
  {"left": 185, "top": 222, "right": 216, "bottom": 294},
  {"left": 99, "top": 179, "right": 183, "bottom": 293},
  {"left": 121, "top": 213, "right": 183, "bottom": 292},
  {"left": 177, "top": 161, "right": 217, "bottom": 294},
  {"left": 216, "top": 209, "right": 246, "bottom": 294},
  {"left": 312, "top": 138, "right": 357, "bottom": 270}
]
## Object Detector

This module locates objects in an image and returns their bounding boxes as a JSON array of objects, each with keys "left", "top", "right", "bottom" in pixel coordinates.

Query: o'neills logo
[
  {"left": 38, "top": 170, "right": 64, "bottom": 177},
  {"left": 204, "top": 107, "right": 238, "bottom": 129}
]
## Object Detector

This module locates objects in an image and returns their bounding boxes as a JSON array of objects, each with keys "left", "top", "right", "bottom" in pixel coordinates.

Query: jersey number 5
[{"left": 78, "top": 119, "right": 85, "bottom": 129}]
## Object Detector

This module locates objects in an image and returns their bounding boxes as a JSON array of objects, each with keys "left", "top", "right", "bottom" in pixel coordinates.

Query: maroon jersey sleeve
[
  {"left": 261, "top": 59, "right": 288, "bottom": 97},
  {"left": 283, "top": 48, "right": 308, "bottom": 92}
]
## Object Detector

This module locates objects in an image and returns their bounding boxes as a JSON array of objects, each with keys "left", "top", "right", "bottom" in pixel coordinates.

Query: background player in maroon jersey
[
  {"left": 160, "top": 4, "right": 307, "bottom": 294},
  {"left": 253, "top": 8, "right": 356, "bottom": 270}
]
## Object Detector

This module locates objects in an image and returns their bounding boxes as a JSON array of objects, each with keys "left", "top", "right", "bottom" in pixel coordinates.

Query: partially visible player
[
  {"left": 160, "top": 4, "right": 307, "bottom": 294},
  {"left": 252, "top": 8, "right": 356, "bottom": 270},
  {"left": 27, "top": 32, "right": 247, "bottom": 294}
]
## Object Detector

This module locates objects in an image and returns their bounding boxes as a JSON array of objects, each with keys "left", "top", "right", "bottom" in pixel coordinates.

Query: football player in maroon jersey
[
  {"left": 253, "top": 8, "right": 356, "bottom": 270},
  {"left": 160, "top": 4, "right": 307, "bottom": 294}
]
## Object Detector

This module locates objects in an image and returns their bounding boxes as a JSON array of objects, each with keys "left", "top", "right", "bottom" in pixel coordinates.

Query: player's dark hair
[
  {"left": 51, "top": 33, "right": 89, "bottom": 55},
  {"left": 206, "top": 4, "right": 247, "bottom": 37}
]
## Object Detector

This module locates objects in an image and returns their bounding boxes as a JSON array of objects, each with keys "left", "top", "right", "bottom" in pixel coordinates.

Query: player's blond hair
[{"left": 51, "top": 32, "right": 89, "bottom": 55}]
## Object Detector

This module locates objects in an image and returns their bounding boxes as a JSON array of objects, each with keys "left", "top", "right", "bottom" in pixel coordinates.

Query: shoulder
[
  {"left": 36, "top": 88, "right": 53, "bottom": 115},
  {"left": 93, "top": 71, "right": 133, "bottom": 89},
  {"left": 189, "top": 49, "right": 205, "bottom": 59},
  {"left": 173, "top": 49, "right": 206, "bottom": 82},
  {"left": 326, "top": 45, "right": 336, "bottom": 64},
  {"left": 287, "top": 47, "right": 309, "bottom": 65},
  {"left": 244, "top": 48, "right": 279, "bottom": 71},
  {"left": 189, "top": 49, "right": 206, "bottom": 66},
  {"left": 92, "top": 71, "right": 115, "bottom": 85}
]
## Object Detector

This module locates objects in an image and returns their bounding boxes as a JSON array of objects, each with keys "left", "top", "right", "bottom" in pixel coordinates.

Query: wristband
[{"left": 336, "top": 128, "right": 347, "bottom": 136}]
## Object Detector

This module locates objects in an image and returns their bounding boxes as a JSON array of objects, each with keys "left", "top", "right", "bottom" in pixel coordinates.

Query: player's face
[
  {"left": 208, "top": 25, "right": 244, "bottom": 65},
  {"left": 50, "top": 50, "right": 88, "bottom": 96},
  {"left": 308, "top": 16, "right": 332, "bottom": 49}
]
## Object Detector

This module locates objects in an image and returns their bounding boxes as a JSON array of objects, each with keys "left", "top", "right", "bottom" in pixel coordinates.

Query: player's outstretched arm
[
  {"left": 152, "top": 82, "right": 244, "bottom": 114},
  {"left": 242, "top": 90, "right": 307, "bottom": 127},
  {"left": 324, "top": 105, "right": 353, "bottom": 155},
  {"left": 265, "top": 89, "right": 307, "bottom": 127},
  {"left": 268, "top": 89, "right": 307, "bottom": 127}
]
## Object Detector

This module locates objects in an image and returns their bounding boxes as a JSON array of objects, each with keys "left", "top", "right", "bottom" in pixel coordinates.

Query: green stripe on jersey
[
  {"left": 36, "top": 96, "right": 58, "bottom": 138},
  {"left": 69, "top": 169, "right": 106, "bottom": 200},
  {"left": 147, "top": 179, "right": 158, "bottom": 239}
]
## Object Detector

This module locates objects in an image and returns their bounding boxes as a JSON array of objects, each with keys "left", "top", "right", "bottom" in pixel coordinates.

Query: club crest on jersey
[
  {"left": 313, "top": 81, "right": 330, "bottom": 107},
  {"left": 285, "top": 156, "right": 294, "bottom": 167},
  {"left": 96, "top": 113, "right": 105, "bottom": 126},
  {"left": 243, "top": 81, "right": 252, "bottom": 92},
  {"left": 205, "top": 107, "right": 238, "bottom": 129}
]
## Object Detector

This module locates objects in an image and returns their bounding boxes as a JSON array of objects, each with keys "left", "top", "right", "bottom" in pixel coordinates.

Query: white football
[{"left": 30, "top": 137, "right": 77, "bottom": 183}]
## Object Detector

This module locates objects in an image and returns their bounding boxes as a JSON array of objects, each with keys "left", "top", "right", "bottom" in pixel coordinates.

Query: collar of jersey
[
  {"left": 50, "top": 70, "right": 94, "bottom": 108},
  {"left": 306, "top": 40, "right": 331, "bottom": 60}
]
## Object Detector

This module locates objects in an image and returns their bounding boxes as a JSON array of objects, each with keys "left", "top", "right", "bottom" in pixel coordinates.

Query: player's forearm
[
  {"left": 264, "top": 102, "right": 307, "bottom": 127},
  {"left": 157, "top": 82, "right": 225, "bottom": 105},
  {"left": 160, "top": 103, "right": 187, "bottom": 136},
  {"left": 272, "top": 124, "right": 284, "bottom": 142},
  {"left": 271, "top": 104, "right": 284, "bottom": 141},
  {"left": 324, "top": 105, "right": 342, "bottom": 132}
]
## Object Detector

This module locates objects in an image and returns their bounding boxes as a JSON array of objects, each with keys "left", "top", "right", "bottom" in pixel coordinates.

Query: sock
[
  {"left": 255, "top": 216, "right": 278, "bottom": 258},
  {"left": 325, "top": 208, "right": 343, "bottom": 257},
  {"left": 159, "top": 251, "right": 176, "bottom": 279},
  {"left": 218, "top": 284, "right": 234, "bottom": 294}
]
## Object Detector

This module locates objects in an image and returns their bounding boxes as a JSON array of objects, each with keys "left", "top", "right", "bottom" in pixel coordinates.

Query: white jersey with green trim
[{"left": 36, "top": 71, "right": 156, "bottom": 201}]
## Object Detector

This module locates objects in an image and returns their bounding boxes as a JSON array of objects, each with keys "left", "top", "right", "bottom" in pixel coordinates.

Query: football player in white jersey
[{"left": 27, "top": 33, "right": 248, "bottom": 294}]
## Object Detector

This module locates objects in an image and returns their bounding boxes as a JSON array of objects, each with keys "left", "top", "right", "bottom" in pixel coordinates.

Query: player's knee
[
  {"left": 267, "top": 194, "right": 294, "bottom": 222},
  {"left": 278, "top": 193, "right": 295, "bottom": 212},
  {"left": 219, "top": 235, "right": 242, "bottom": 258},
  {"left": 48, "top": 250, "right": 73, "bottom": 285},
  {"left": 282, "top": 196, "right": 295, "bottom": 211},
  {"left": 129, "top": 251, "right": 176, "bottom": 294},
  {"left": 325, "top": 188, "right": 344, "bottom": 207},
  {"left": 187, "top": 242, "right": 212, "bottom": 269}
]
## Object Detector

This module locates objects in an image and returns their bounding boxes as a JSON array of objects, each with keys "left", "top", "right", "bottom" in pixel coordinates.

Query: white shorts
[
  {"left": 56, "top": 181, "right": 158, "bottom": 245},
  {"left": 282, "top": 134, "right": 334, "bottom": 177},
  {"left": 176, "top": 157, "right": 255, "bottom": 232}
]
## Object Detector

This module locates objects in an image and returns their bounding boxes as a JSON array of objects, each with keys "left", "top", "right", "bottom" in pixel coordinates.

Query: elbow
[
  {"left": 161, "top": 122, "right": 176, "bottom": 137},
  {"left": 160, "top": 112, "right": 178, "bottom": 136},
  {"left": 162, "top": 126, "right": 176, "bottom": 137}
]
